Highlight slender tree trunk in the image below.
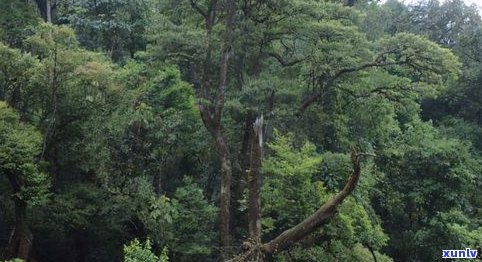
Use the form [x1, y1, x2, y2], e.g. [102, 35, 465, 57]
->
[240, 112, 255, 185]
[234, 112, 254, 229]
[248, 116, 263, 243]
[367, 244, 378, 262]
[153, 172, 161, 195]
[199, 112, 234, 248]
[216, 131, 233, 247]
[45, 0, 51, 23]
[197, 0, 236, 249]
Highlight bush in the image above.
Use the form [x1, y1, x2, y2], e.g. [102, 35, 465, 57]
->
[123, 239, 168, 262]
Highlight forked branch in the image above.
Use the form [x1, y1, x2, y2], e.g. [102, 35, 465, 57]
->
[260, 149, 365, 255]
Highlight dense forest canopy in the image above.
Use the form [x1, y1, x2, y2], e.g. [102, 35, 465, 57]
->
[0, 0, 481, 261]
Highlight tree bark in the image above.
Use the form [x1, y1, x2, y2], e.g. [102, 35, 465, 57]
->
[196, 0, 236, 249]
[232, 111, 255, 238]
[8, 199, 33, 261]
[153, 172, 161, 195]
[5, 172, 33, 261]
[198, 109, 235, 248]
[248, 116, 263, 243]
[45, 0, 51, 23]
[216, 129, 233, 247]
[240, 112, 255, 182]
[34, 0, 52, 23]
[367, 244, 378, 262]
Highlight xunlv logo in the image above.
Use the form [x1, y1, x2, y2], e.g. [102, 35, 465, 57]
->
[442, 248, 478, 259]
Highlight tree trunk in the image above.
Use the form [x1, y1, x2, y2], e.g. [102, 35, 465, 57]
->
[5, 172, 33, 261]
[215, 129, 233, 247]
[153, 172, 161, 196]
[248, 116, 263, 243]
[45, 0, 51, 23]
[199, 110, 234, 248]
[34, 0, 52, 23]
[7, 199, 33, 261]
[6, 197, 33, 261]
[240, 112, 255, 186]
[196, 0, 236, 249]
[232, 112, 255, 231]
[366, 244, 378, 262]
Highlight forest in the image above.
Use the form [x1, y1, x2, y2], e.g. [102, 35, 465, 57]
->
[0, 0, 481, 261]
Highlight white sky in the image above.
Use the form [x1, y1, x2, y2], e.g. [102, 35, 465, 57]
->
[399, 0, 482, 10]
[463, 0, 482, 7]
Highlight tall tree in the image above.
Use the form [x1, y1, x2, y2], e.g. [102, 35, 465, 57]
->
[57, 0, 150, 61]
[192, 0, 237, 248]
[145, 1, 460, 260]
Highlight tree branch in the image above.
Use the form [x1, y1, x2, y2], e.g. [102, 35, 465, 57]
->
[298, 60, 406, 115]
[189, 0, 207, 19]
[268, 52, 304, 67]
[213, 0, 235, 123]
[260, 149, 364, 255]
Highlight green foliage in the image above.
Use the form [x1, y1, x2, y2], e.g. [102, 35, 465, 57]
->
[336, 199, 388, 250]
[264, 130, 324, 179]
[274, 197, 390, 261]
[146, 66, 196, 112]
[1, 1, 481, 261]
[262, 130, 389, 260]
[316, 152, 352, 191]
[374, 119, 482, 261]
[3, 259, 25, 262]
[0, 0, 38, 48]
[140, 193, 178, 245]
[262, 130, 325, 234]
[377, 33, 460, 85]
[275, 243, 393, 262]
[142, 177, 217, 261]
[124, 239, 168, 262]
[0, 42, 39, 113]
[169, 178, 217, 260]
[438, 117, 482, 152]
[58, 0, 151, 61]
[415, 209, 482, 254]
[0, 102, 49, 204]
[26, 23, 79, 57]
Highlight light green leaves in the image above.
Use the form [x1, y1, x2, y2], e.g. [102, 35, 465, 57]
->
[377, 33, 461, 86]
[124, 239, 168, 262]
[262, 130, 326, 234]
[264, 130, 323, 179]
[0, 102, 49, 204]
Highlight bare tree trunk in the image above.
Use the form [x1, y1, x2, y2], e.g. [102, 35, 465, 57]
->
[217, 132, 233, 247]
[199, 91, 234, 249]
[153, 172, 161, 195]
[233, 112, 255, 236]
[34, 0, 52, 23]
[191, 0, 236, 250]
[240, 112, 255, 188]
[198, 112, 235, 248]
[196, 0, 236, 249]
[248, 116, 263, 243]
[46, 0, 51, 23]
